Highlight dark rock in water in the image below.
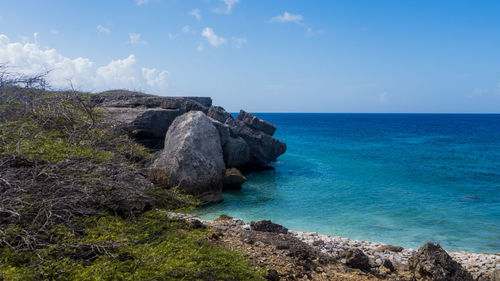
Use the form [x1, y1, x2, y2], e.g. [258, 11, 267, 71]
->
[374, 244, 404, 253]
[344, 248, 371, 271]
[207, 105, 234, 124]
[149, 111, 225, 203]
[408, 242, 473, 281]
[223, 136, 250, 168]
[223, 168, 247, 190]
[229, 119, 286, 168]
[250, 220, 288, 234]
[236, 110, 277, 136]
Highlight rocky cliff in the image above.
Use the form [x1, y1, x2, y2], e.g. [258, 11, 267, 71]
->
[92, 90, 287, 203]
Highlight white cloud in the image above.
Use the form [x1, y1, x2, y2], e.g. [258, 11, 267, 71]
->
[168, 33, 174, 40]
[213, 0, 239, 14]
[135, 0, 149, 6]
[306, 27, 325, 36]
[0, 34, 168, 93]
[97, 25, 110, 33]
[50, 29, 60, 35]
[270, 11, 303, 24]
[129, 33, 147, 45]
[182, 25, 190, 33]
[232, 37, 247, 48]
[189, 9, 201, 21]
[202, 27, 226, 46]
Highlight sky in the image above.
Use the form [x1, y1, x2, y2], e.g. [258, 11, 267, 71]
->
[0, 0, 499, 113]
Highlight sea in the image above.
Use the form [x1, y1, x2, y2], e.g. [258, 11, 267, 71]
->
[195, 114, 500, 253]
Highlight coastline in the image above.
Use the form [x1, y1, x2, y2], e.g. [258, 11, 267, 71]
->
[182, 213, 500, 280]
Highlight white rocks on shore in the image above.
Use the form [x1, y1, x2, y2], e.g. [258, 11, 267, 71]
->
[289, 230, 500, 280]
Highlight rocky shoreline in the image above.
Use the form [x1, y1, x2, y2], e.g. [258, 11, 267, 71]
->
[171, 212, 500, 281]
[290, 230, 500, 280]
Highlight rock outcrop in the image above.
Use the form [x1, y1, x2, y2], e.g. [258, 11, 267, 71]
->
[95, 90, 287, 203]
[236, 110, 277, 136]
[250, 220, 288, 234]
[150, 111, 226, 203]
[408, 242, 474, 281]
[223, 168, 247, 190]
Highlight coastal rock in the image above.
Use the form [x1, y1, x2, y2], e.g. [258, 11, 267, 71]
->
[91, 90, 209, 112]
[344, 248, 371, 271]
[149, 111, 225, 203]
[236, 110, 277, 136]
[103, 107, 184, 148]
[374, 245, 404, 253]
[210, 118, 231, 146]
[408, 242, 474, 281]
[229, 119, 286, 168]
[223, 168, 247, 190]
[207, 105, 234, 124]
[223, 136, 251, 168]
[250, 220, 288, 234]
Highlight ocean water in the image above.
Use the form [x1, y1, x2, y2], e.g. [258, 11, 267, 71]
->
[195, 114, 500, 253]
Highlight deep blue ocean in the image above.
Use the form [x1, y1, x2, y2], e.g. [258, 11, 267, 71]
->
[196, 114, 500, 253]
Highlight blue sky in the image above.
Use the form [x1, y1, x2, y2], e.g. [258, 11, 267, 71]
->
[0, 0, 499, 113]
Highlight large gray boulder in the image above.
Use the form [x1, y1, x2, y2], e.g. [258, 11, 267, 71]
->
[150, 111, 226, 203]
[408, 242, 473, 281]
[223, 136, 250, 168]
[236, 110, 276, 136]
[103, 107, 184, 148]
[210, 118, 231, 146]
[229, 119, 286, 168]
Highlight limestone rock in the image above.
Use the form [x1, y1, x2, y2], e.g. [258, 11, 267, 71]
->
[408, 242, 474, 281]
[250, 220, 288, 234]
[344, 248, 371, 271]
[236, 110, 277, 136]
[223, 136, 250, 168]
[229, 120, 286, 168]
[150, 111, 225, 203]
[210, 118, 231, 146]
[207, 105, 234, 124]
[223, 168, 247, 190]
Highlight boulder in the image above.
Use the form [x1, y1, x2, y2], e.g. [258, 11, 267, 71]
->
[207, 106, 234, 124]
[186, 97, 212, 107]
[210, 118, 230, 146]
[374, 244, 404, 253]
[344, 248, 371, 271]
[229, 120, 286, 168]
[236, 110, 277, 136]
[150, 111, 226, 203]
[408, 242, 473, 281]
[223, 168, 247, 190]
[103, 107, 185, 148]
[250, 220, 288, 234]
[223, 136, 250, 168]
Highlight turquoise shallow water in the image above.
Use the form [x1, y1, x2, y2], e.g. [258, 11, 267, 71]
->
[195, 114, 500, 253]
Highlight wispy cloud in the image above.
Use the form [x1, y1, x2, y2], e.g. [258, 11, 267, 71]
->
[202, 27, 226, 46]
[189, 9, 201, 21]
[50, 29, 60, 35]
[473, 88, 488, 96]
[232, 37, 247, 48]
[182, 25, 191, 33]
[270, 11, 303, 24]
[97, 25, 110, 33]
[197, 43, 204, 52]
[213, 0, 239, 14]
[135, 0, 149, 6]
[306, 27, 325, 36]
[0, 34, 168, 92]
[129, 33, 148, 45]
[379, 92, 388, 104]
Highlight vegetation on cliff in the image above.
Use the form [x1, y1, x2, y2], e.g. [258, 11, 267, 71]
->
[0, 66, 264, 280]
